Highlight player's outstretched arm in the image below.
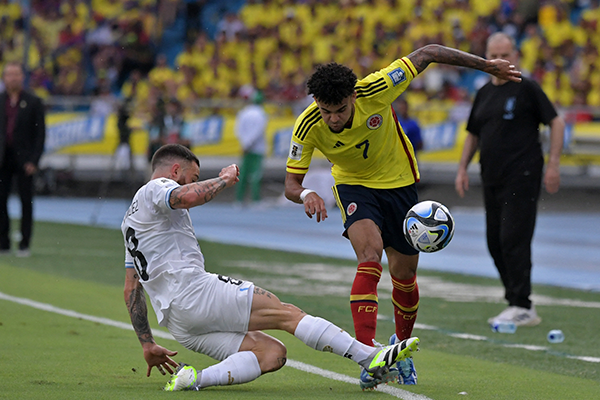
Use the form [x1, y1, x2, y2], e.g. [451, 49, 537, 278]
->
[124, 268, 178, 377]
[284, 172, 328, 222]
[407, 44, 522, 82]
[169, 164, 240, 209]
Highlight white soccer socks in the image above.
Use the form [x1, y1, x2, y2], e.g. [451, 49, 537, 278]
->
[294, 315, 374, 367]
[196, 351, 262, 389]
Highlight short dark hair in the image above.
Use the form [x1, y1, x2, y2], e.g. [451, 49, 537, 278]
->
[307, 62, 357, 105]
[151, 144, 199, 172]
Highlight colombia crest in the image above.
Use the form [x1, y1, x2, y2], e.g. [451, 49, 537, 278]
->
[367, 114, 382, 130]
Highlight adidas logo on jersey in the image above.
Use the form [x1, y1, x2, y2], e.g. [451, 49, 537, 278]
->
[333, 141, 345, 148]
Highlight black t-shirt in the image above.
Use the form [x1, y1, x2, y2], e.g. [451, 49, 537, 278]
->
[466, 77, 557, 185]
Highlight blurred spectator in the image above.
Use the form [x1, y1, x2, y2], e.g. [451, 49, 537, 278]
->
[185, 0, 206, 43]
[158, 0, 179, 28]
[54, 61, 85, 96]
[116, 18, 154, 89]
[148, 54, 174, 91]
[217, 11, 245, 42]
[147, 98, 189, 161]
[28, 67, 52, 100]
[90, 78, 116, 117]
[121, 69, 149, 104]
[393, 97, 423, 154]
[234, 86, 267, 205]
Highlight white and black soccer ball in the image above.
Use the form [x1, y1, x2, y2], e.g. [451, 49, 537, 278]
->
[403, 200, 455, 253]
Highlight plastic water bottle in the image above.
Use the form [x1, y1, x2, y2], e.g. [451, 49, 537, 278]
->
[490, 320, 517, 333]
[547, 330, 565, 343]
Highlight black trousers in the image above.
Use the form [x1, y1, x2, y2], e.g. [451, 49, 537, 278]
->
[483, 171, 542, 309]
[0, 150, 34, 250]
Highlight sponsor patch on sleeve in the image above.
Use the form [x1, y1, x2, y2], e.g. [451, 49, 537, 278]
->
[289, 141, 304, 160]
[387, 68, 406, 86]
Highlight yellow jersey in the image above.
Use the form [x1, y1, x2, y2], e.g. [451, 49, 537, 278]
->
[286, 57, 420, 189]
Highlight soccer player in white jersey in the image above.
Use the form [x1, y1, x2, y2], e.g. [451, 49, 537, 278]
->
[121, 144, 420, 392]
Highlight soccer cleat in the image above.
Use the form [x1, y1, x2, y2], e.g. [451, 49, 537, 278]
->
[364, 337, 419, 381]
[487, 306, 542, 327]
[389, 334, 417, 385]
[359, 367, 399, 390]
[163, 363, 198, 392]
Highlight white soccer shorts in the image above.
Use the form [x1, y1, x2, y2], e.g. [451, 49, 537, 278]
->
[166, 272, 254, 361]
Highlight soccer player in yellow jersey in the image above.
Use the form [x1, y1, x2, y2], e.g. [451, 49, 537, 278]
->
[284, 44, 521, 389]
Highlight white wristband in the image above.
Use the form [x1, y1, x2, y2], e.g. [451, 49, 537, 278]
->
[299, 189, 315, 203]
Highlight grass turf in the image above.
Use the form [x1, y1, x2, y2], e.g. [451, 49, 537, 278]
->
[1, 221, 599, 399]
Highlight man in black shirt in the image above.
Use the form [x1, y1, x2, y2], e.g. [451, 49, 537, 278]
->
[455, 32, 564, 327]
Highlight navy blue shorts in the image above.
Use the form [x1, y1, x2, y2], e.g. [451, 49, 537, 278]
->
[332, 184, 419, 256]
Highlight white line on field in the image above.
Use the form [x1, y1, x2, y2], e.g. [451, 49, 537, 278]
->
[412, 323, 600, 363]
[286, 360, 432, 400]
[0, 291, 432, 400]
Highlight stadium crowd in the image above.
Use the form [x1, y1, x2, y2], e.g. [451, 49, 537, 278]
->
[1, 0, 599, 121]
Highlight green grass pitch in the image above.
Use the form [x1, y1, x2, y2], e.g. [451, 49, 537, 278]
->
[0, 221, 599, 399]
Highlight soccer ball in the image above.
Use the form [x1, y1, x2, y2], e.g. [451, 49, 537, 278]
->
[403, 200, 455, 253]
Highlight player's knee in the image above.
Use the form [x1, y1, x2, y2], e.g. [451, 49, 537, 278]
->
[256, 339, 287, 373]
[390, 265, 417, 280]
[355, 246, 383, 263]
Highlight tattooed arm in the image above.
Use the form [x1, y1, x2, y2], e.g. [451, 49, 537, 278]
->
[407, 44, 521, 82]
[169, 164, 239, 209]
[124, 268, 178, 377]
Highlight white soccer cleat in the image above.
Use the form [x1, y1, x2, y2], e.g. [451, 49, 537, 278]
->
[163, 363, 198, 392]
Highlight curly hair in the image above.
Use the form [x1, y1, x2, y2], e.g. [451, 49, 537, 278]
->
[306, 62, 357, 105]
[151, 144, 199, 171]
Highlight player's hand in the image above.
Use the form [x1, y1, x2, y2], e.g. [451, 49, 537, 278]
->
[544, 164, 560, 194]
[455, 169, 469, 198]
[142, 343, 179, 377]
[219, 164, 240, 187]
[23, 162, 37, 176]
[303, 192, 328, 222]
[486, 59, 522, 83]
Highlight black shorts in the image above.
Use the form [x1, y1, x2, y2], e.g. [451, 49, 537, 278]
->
[332, 184, 419, 256]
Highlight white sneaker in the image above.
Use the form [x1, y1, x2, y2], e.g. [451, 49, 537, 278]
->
[16, 248, 31, 258]
[488, 306, 541, 327]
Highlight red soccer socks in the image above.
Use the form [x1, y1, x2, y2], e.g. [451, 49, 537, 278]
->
[391, 274, 419, 340]
[350, 262, 382, 345]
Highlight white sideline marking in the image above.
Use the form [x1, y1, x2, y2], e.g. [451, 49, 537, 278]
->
[0, 291, 431, 400]
[286, 360, 432, 400]
[568, 355, 600, 363]
[448, 333, 488, 341]
[504, 344, 548, 352]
